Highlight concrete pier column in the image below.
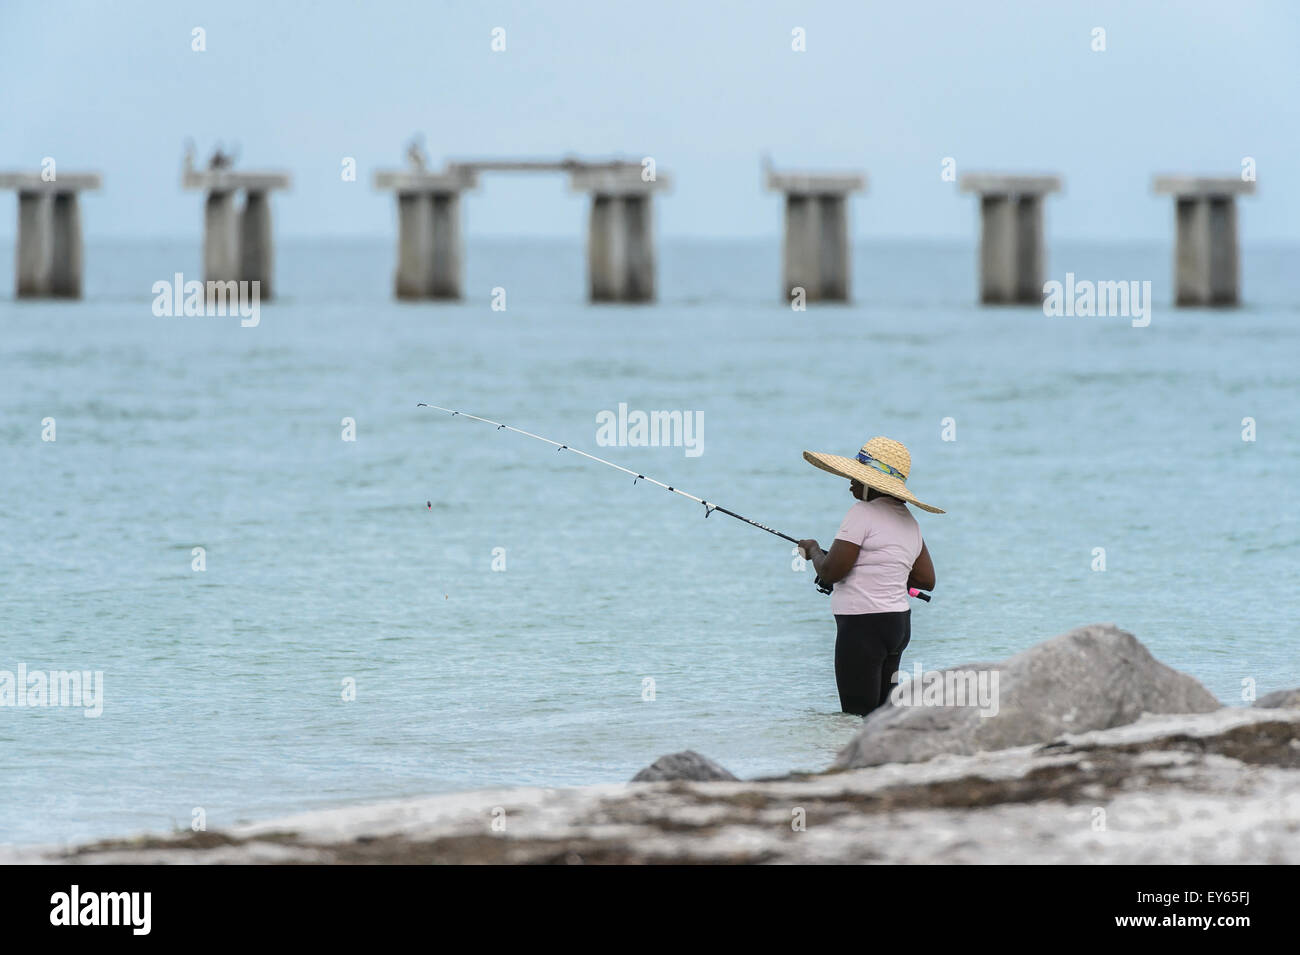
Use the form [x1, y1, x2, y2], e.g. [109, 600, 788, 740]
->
[960, 174, 1062, 305]
[1014, 194, 1044, 304]
[1173, 197, 1211, 305]
[1207, 197, 1239, 305]
[239, 189, 274, 298]
[429, 192, 463, 300]
[15, 191, 52, 298]
[781, 195, 820, 300]
[49, 192, 84, 298]
[587, 194, 627, 301]
[817, 194, 850, 301]
[394, 192, 434, 299]
[622, 194, 655, 301]
[203, 190, 240, 284]
[766, 170, 865, 303]
[977, 196, 1016, 303]
[1154, 177, 1253, 307]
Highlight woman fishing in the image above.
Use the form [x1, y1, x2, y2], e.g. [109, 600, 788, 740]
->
[797, 437, 942, 717]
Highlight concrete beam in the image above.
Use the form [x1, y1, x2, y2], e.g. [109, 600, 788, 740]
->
[1153, 176, 1255, 198]
[569, 168, 670, 196]
[373, 170, 477, 193]
[765, 171, 866, 195]
[449, 157, 643, 176]
[0, 173, 103, 192]
[183, 171, 291, 192]
[959, 174, 1062, 196]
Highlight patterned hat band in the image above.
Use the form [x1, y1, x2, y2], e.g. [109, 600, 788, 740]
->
[857, 450, 907, 483]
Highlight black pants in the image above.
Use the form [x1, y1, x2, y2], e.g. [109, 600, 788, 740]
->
[834, 610, 911, 716]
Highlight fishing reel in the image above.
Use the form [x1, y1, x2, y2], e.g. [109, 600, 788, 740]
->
[800, 545, 834, 595]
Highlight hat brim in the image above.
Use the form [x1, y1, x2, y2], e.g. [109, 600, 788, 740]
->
[803, 450, 945, 514]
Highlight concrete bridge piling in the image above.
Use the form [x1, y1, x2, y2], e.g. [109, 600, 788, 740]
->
[373, 168, 477, 300]
[765, 169, 866, 302]
[1153, 176, 1255, 306]
[183, 170, 291, 298]
[376, 155, 669, 303]
[6, 159, 1267, 312]
[568, 165, 667, 302]
[1, 172, 101, 298]
[959, 174, 1062, 305]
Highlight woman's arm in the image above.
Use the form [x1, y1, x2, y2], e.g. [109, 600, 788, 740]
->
[908, 540, 936, 591]
[797, 539, 861, 586]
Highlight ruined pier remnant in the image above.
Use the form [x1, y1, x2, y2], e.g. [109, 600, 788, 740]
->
[1152, 176, 1255, 306]
[182, 167, 291, 298]
[959, 174, 1062, 305]
[765, 168, 866, 303]
[373, 167, 478, 300]
[568, 164, 668, 303]
[0, 172, 102, 298]
[375, 153, 670, 303]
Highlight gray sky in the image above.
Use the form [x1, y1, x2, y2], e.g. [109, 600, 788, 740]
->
[2, 0, 1296, 240]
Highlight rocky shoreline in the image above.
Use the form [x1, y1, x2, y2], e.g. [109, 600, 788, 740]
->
[11, 624, 1300, 864]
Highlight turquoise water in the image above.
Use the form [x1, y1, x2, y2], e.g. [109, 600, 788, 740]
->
[3, 237, 1298, 845]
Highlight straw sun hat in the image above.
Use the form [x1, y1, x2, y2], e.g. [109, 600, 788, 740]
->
[803, 436, 944, 514]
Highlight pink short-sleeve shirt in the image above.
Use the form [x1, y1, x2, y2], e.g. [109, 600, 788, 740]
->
[830, 497, 923, 615]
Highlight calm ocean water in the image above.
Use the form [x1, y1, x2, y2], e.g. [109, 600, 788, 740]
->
[3, 236, 1298, 845]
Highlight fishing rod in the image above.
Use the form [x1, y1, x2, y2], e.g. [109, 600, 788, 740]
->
[417, 403, 931, 601]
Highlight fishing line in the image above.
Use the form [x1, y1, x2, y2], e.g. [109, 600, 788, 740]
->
[418, 403, 798, 542]
[417, 403, 930, 601]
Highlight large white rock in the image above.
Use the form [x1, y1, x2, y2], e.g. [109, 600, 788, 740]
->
[833, 623, 1221, 770]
